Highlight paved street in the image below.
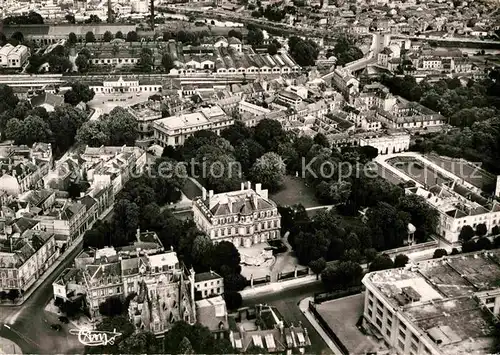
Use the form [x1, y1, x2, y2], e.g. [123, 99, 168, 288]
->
[0, 241, 85, 354]
[242, 282, 332, 355]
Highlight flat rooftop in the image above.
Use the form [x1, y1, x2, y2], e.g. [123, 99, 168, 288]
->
[365, 250, 500, 355]
[316, 294, 386, 354]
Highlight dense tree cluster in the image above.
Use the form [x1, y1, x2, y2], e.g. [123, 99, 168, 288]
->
[288, 36, 319, 67]
[27, 44, 72, 74]
[332, 35, 364, 66]
[163, 30, 209, 45]
[76, 106, 138, 146]
[382, 74, 500, 173]
[4, 12, 44, 25]
[246, 25, 264, 47]
[64, 82, 95, 105]
[0, 87, 88, 156]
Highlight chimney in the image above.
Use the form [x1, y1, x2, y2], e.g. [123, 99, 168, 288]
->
[241, 182, 245, 191]
[246, 181, 251, 190]
[255, 183, 262, 196]
[202, 187, 207, 200]
[136, 228, 140, 240]
[209, 190, 214, 198]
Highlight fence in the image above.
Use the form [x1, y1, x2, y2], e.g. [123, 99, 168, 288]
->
[309, 301, 349, 355]
[384, 239, 439, 257]
[277, 267, 309, 281]
[313, 286, 363, 304]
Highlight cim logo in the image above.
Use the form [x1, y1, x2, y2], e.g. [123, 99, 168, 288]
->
[69, 328, 122, 347]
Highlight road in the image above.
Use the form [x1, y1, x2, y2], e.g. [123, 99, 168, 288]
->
[242, 282, 332, 355]
[0, 241, 85, 354]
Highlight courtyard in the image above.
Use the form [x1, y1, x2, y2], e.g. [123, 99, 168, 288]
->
[387, 156, 451, 187]
[87, 92, 151, 115]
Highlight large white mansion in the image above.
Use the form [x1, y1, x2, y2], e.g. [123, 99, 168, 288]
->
[192, 182, 281, 248]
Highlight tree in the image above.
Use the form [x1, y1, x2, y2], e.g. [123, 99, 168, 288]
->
[126, 31, 138, 42]
[99, 295, 124, 317]
[115, 31, 124, 39]
[394, 254, 409, 268]
[5, 118, 24, 143]
[178, 337, 195, 355]
[162, 53, 175, 72]
[366, 202, 410, 250]
[76, 121, 109, 146]
[253, 119, 287, 151]
[321, 261, 363, 290]
[75, 54, 90, 73]
[118, 331, 160, 354]
[294, 231, 330, 265]
[106, 107, 139, 145]
[250, 152, 286, 192]
[85, 14, 102, 24]
[397, 194, 438, 241]
[68, 32, 77, 45]
[7, 289, 20, 302]
[462, 240, 477, 253]
[65, 14, 76, 24]
[288, 36, 319, 67]
[476, 223, 487, 237]
[433, 248, 448, 259]
[369, 254, 394, 272]
[246, 28, 264, 46]
[228, 29, 243, 40]
[191, 234, 214, 270]
[85, 31, 96, 43]
[313, 133, 330, 148]
[459, 225, 475, 242]
[112, 199, 140, 245]
[103, 31, 113, 42]
[137, 50, 154, 72]
[267, 43, 278, 55]
[64, 83, 95, 105]
[224, 291, 242, 310]
[210, 241, 241, 273]
[493, 225, 500, 235]
[22, 115, 52, 146]
[476, 237, 492, 250]
[11, 31, 24, 43]
[309, 257, 326, 279]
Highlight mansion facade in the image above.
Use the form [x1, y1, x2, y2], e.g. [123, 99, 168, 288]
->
[192, 182, 281, 248]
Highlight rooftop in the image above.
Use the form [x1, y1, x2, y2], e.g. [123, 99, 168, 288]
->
[364, 250, 500, 355]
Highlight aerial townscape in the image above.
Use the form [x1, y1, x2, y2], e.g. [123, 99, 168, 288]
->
[0, 0, 500, 354]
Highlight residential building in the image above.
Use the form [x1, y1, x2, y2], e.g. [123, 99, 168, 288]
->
[128, 102, 163, 140]
[229, 304, 311, 353]
[238, 100, 271, 118]
[362, 250, 500, 355]
[0, 229, 58, 293]
[153, 105, 233, 147]
[276, 90, 303, 108]
[196, 296, 229, 340]
[192, 182, 281, 248]
[192, 270, 224, 299]
[375, 98, 445, 130]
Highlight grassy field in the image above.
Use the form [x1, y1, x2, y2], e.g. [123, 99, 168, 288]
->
[270, 176, 321, 208]
[182, 178, 203, 200]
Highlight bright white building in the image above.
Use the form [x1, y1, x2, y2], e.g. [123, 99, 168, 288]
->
[153, 106, 233, 147]
[192, 182, 281, 248]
